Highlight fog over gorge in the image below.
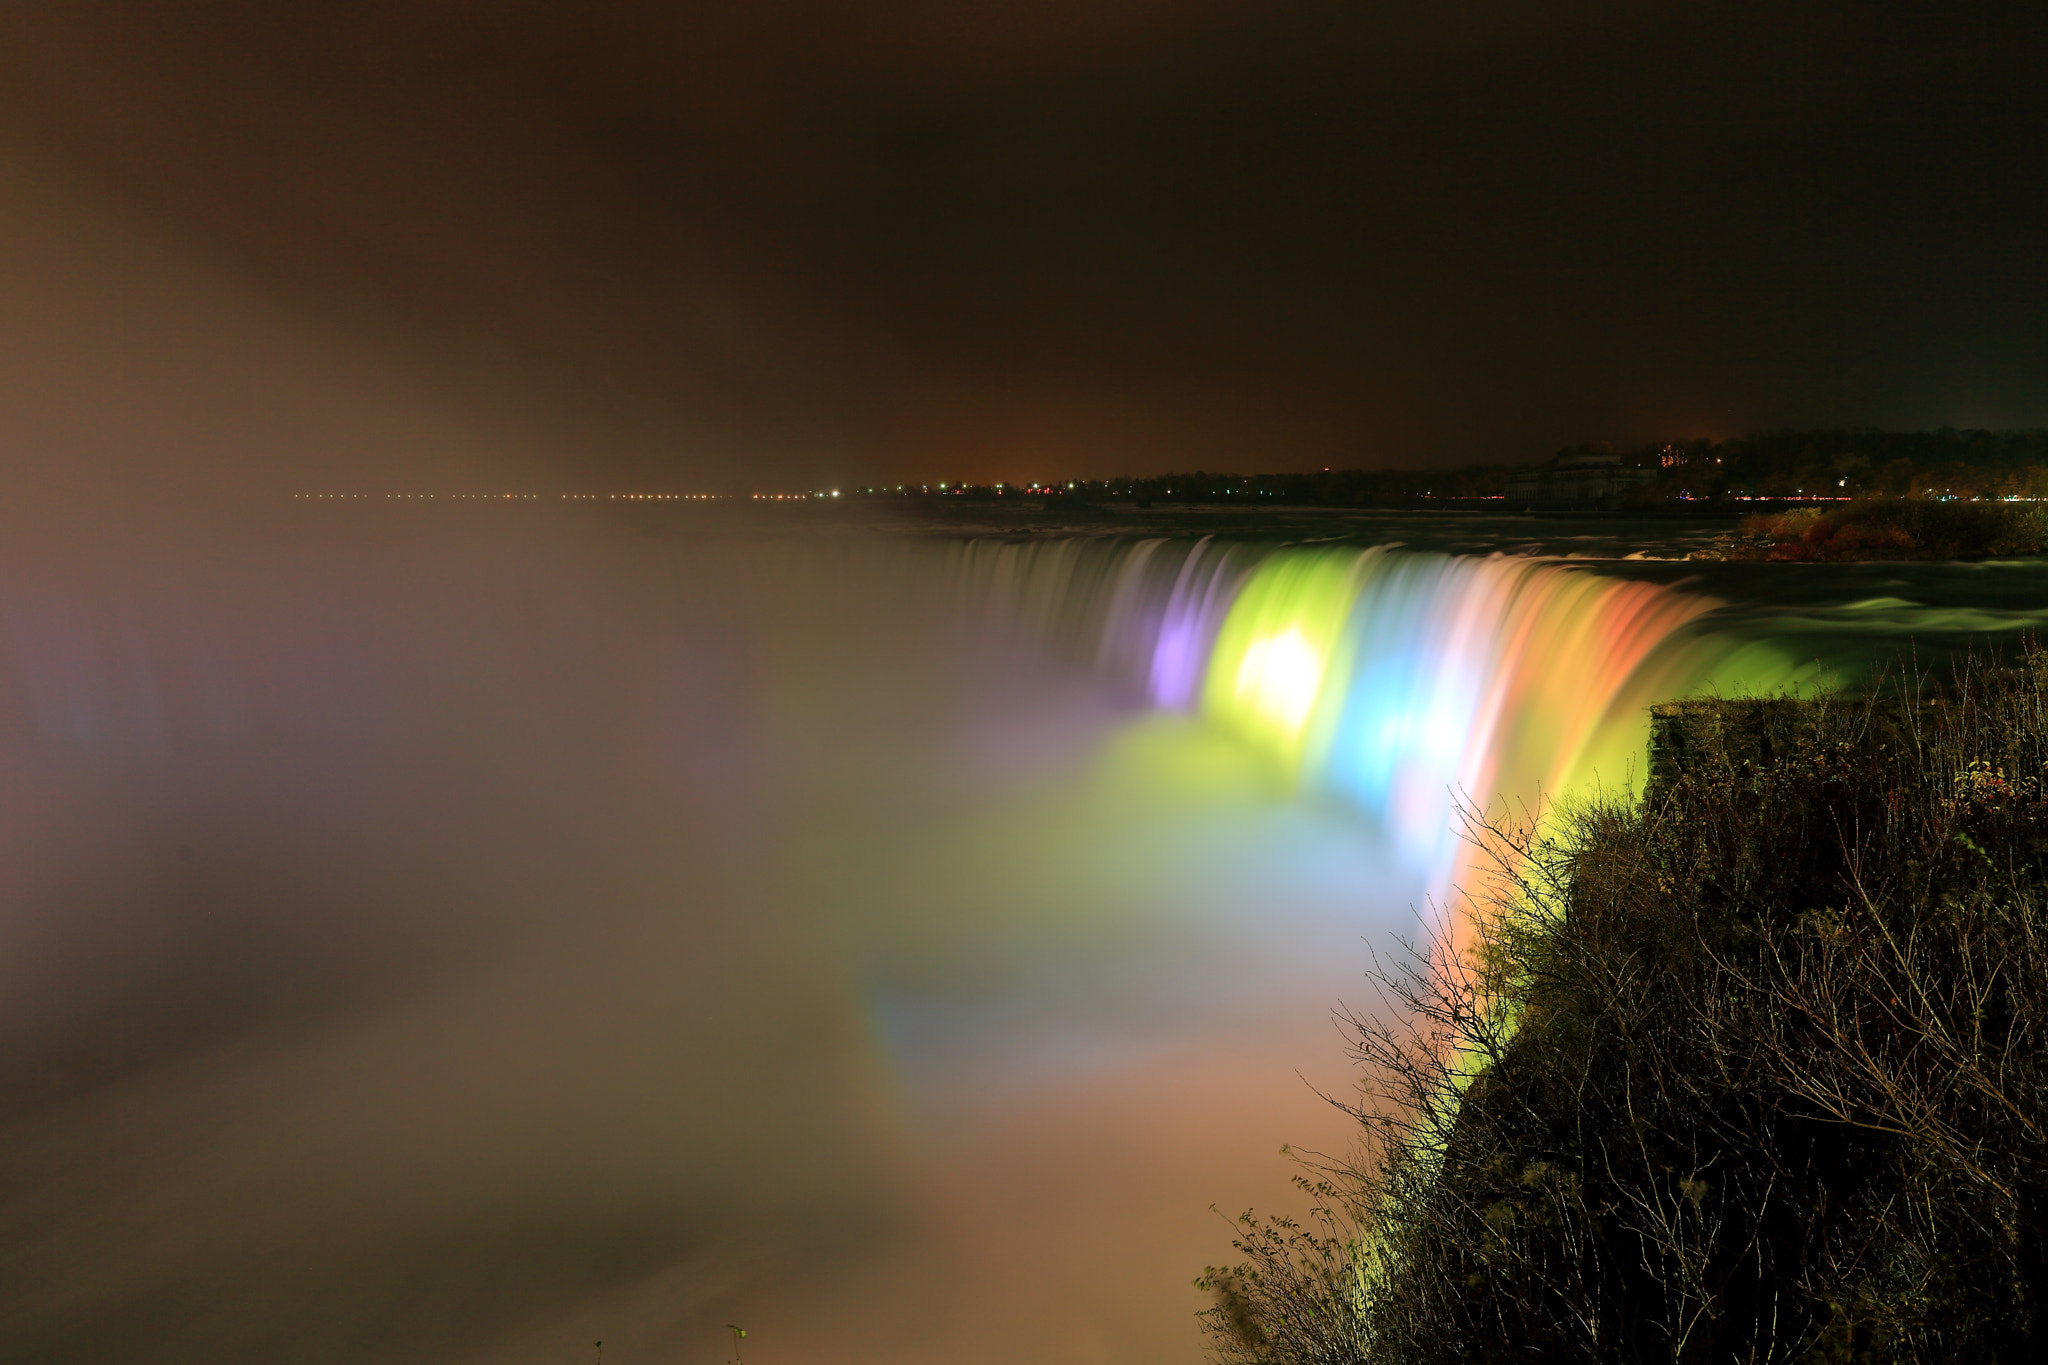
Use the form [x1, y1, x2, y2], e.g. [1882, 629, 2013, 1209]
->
[0, 154, 1386, 1363]
[2, 3, 2045, 1360]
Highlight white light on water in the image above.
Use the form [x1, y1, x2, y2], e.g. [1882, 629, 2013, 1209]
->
[1235, 628, 1324, 731]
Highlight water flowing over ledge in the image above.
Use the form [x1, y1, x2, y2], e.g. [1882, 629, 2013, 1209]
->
[953, 537, 1802, 898]
[2, 519, 2022, 1364]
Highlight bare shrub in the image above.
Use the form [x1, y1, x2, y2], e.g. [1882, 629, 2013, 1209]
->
[1202, 652, 2048, 1363]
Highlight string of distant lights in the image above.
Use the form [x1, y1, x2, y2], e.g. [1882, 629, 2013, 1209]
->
[293, 487, 2036, 504]
[293, 492, 803, 501]
[288, 487, 1042, 501]
[294, 481, 1120, 502]
[289, 487, 1249, 500]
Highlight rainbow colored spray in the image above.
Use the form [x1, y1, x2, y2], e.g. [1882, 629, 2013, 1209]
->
[1199, 547, 1745, 899]
[956, 536, 1807, 910]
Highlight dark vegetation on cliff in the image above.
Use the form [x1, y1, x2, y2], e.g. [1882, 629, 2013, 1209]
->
[1203, 658, 2048, 1363]
[1700, 501, 2048, 562]
[1614, 429, 2048, 504]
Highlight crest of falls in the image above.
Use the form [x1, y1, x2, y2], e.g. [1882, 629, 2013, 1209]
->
[952, 537, 1783, 895]
[0, 521, 1847, 1365]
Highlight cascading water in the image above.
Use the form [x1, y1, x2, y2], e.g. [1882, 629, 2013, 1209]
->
[956, 538, 1777, 904]
[0, 519, 1968, 1365]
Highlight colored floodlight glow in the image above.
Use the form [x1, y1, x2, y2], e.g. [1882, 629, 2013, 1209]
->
[949, 533, 1830, 954]
[1169, 543, 1790, 904]
[1234, 629, 1322, 731]
[1201, 549, 1361, 766]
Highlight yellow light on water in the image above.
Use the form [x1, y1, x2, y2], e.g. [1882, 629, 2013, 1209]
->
[1235, 628, 1323, 731]
[1202, 548, 1365, 772]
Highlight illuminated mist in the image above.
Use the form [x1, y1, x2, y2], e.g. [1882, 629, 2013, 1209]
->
[0, 159, 1794, 1356]
[1, 504, 1781, 1364]
[0, 123, 1974, 1365]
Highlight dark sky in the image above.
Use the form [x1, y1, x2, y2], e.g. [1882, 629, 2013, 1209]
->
[0, 0, 2043, 486]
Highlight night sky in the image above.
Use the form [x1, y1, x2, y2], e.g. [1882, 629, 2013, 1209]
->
[3, 8, 2048, 1363]
[2, 0, 2042, 489]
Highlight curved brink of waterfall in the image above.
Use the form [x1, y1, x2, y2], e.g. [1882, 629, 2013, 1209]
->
[955, 538, 1806, 913]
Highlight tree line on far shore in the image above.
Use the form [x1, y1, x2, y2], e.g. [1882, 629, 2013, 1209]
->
[1034, 428, 2048, 508]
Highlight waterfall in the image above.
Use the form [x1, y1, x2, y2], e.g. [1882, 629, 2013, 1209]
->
[956, 538, 1744, 897]
[0, 520, 1828, 1365]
